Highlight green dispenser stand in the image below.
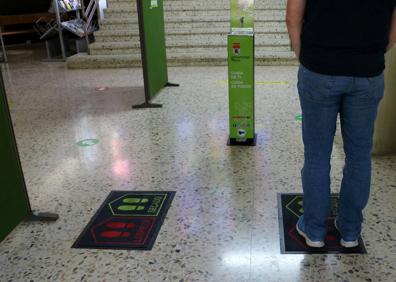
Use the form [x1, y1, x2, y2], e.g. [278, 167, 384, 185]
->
[0, 69, 58, 242]
[227, 0, 256, 146]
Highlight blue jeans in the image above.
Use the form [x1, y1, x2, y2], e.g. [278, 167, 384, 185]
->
[297, 65, 384, 241]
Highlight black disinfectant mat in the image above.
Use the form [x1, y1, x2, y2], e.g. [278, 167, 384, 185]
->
[278, 193, 366, 254]
[73, 191, 175, 250]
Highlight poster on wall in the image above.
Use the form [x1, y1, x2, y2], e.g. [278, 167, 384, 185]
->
[150, 0, 158, 9]
[230, 0, 254, 34]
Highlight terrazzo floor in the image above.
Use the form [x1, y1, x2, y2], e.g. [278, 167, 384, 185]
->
[1, 46, 396, 282]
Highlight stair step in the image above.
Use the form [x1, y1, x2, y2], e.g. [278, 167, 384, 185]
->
[99, 17, 285, 27]
[69, 0, 292, 68]
[106, 0, 286, 2]
[104, 9, 285, 21]
[106, 0, 287, 9]
[67, 53, 142, 68]
[162, 0, 286, 3]
[98, 25, 288, 34]
[106, 0, 132, 3]
[94, 31, 290, 46]
[67, 50, 297, 69]
[99, 20, 287, 33]
[165, 2, 286, 10]
[89, 42, 136, 55]
[94, 28, 289, 37]
[89, 42, 291, 55]
[107, 2, 286, 10]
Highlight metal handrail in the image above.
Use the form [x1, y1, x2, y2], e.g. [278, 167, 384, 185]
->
[86, 0, 95, 15]
[81, 0, 99, 55]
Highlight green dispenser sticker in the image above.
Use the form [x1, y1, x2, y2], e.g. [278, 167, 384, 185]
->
[228, 34, 255, 141]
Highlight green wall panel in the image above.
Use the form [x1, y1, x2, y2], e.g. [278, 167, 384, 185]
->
[0, 69, 30, 242]
[138, 0, 168, 100]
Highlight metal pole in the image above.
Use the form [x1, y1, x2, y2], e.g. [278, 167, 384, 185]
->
[0, 26, 7, 62]
[96, 0, 101, 21]
[81, 0, 90, 55]
[53, 0, 67, 60]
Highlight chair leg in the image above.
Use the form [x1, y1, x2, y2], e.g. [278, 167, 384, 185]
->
[0, 27, 8, 62]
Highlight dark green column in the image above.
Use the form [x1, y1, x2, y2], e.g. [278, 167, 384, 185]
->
[0, 69, 31, 241]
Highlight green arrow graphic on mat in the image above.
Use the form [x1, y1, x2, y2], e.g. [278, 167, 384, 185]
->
[76, 139, 99, 147]
[285, 196, 305, 218]
[295, 114, 303, 121]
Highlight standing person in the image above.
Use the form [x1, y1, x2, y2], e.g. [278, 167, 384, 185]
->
[286, 0, 396, 248]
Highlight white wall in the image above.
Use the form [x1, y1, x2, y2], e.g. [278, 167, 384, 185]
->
[373, 46, 396, 155]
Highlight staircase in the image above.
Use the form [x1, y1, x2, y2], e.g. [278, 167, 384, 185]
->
[67, 0, 296, 69]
